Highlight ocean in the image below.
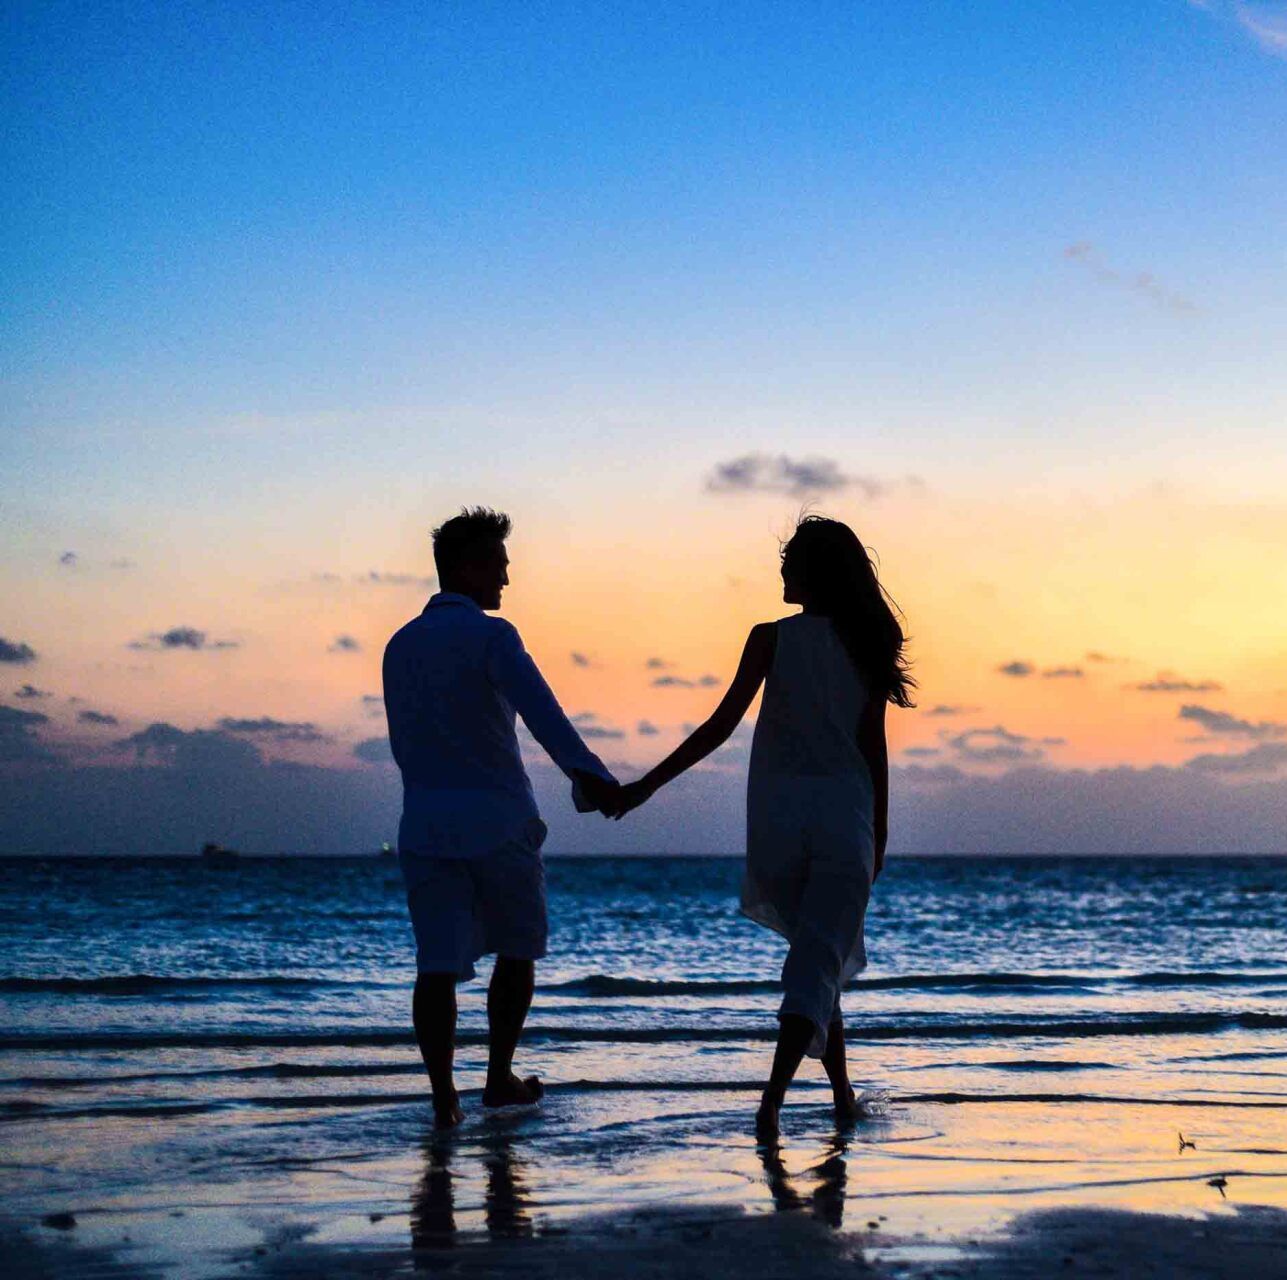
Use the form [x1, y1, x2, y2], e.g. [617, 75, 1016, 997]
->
[3, 854, 1286, 1275]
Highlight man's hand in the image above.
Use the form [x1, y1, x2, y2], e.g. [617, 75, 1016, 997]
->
[572, 770, 621, 818]
[611, 779, 655, 820]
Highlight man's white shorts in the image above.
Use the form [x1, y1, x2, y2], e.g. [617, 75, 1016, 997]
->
[399, 819, 548, 980]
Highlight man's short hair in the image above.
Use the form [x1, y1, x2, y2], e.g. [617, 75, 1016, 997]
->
[432, 507, 512, 579]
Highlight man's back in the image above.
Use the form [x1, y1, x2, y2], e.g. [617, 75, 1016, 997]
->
[383, 594, 528, 798]
[383, 590, 611, 859]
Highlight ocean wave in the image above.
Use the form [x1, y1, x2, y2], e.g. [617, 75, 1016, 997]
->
[5, 1083, 1283, 1126]
[0, 974, 380, 995]
[4, 968, 1284, 999]
[3, 1011, 1283, 1053]
[545, 970, 1287, 997]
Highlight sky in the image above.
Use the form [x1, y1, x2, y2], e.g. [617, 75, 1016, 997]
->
[3, 1, 1287, 853]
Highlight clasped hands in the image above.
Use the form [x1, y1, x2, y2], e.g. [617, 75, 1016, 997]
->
[572, 771, 656, 820]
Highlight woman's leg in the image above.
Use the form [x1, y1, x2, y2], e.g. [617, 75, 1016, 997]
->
[756, 1013, 816, 1139]
[821, 1013, 862, 1124]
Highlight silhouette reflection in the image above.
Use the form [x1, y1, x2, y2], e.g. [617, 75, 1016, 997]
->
[757, 1127, 849, 1228]
[411, 1125, 535, 1263]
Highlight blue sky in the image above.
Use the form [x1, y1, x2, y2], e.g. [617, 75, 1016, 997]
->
[3, 2, 1286, 852]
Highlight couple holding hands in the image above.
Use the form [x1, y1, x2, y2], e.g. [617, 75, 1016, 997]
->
[382, 507, 912, 1138]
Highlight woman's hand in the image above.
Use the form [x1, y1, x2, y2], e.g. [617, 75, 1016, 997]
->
[611, 778, 656, 820]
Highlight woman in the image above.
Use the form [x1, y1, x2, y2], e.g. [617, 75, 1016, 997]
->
[613, 515, 914, 1138]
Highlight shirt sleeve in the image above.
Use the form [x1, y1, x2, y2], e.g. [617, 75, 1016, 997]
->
[486, 623, 616, 786]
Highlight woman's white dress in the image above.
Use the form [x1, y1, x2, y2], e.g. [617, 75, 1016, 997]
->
[741, 613, 876, 1057]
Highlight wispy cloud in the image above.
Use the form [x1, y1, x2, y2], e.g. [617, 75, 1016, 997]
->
[571, 712, 626, 740]
[0, 637, 38, 665]
[217, 716, 328, 743]
[1063, 242, 1197, 314]
[706, 454, 903, 498]
[0, 704, 55, 763]
[652, 673, 721, 689]
[328, 635, 362, 654]
[1179, 704, 1287, 739]
[1132, 673, 1224, 692]
[1192, 1, 1287, 58]
[1042, 667, 1085, 679]
[58, 551, 78, 568]
[78, 710, 119, 727]
[946, 725, 1047, 763]
[1185, 742, 1287, 774]
[637, 719, 661, 736]
[13, 684, 50, 700]
[923, 704, 980, 717]
[129, 627, 239, 652]
[997, 660, 1034, 678]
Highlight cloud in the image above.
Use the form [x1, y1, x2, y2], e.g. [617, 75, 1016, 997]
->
[903, 746, 941, 758]
[1193, 1, 1287, 58]
[1185, 742, 1287, 775]
[0, 637, 38, 665]
[1236, 3, 1287, 55]
[78, 710, 119, 727]
[129, 627, 239, 652]
[637, 720, 660, 736]
[353, 570, 436, 588]
[59, 551, 78, 568]
[706, 454, 893, 498]
[997, 661, 1034, 678]
[1179, 704, 1287, 740]
[118, 722, 261, 770]
[945, 725, 1046, 764]
[1042, 667, 1085, 679]
[570, 652, 592, 668]
[651, 673, 721, 689]
[923, 704, 979, 717]
[312, 570, 436, 589]
[645, 658, 673, 671]
[1085, 651, 1127, 664]
[13, 685, 50, 700]
[0, 704, 55, 763]
[1063, 242, 1197, 314]
[109, 558, 135, 571]
[1133, 674, 1224, 693]
[571, 712, 626, 740]
[353, 736, 394, 764]
[217, 716, 328, 743]
[328, 635, 362, 653]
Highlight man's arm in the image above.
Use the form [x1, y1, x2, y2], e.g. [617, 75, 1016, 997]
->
[487, 623, 618, 806]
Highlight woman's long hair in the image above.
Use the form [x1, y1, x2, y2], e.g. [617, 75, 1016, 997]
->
[780, 515, 915, 708]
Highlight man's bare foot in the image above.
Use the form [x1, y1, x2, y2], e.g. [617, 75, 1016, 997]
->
[482, 1072, 544, 1109]
[433, 1090, 464, 1129]
[755, 1095, 781, 1142]
[834, 1086, 863, 1127]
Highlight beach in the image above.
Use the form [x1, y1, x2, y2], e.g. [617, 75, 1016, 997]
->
[3, 854, 1286, 1276]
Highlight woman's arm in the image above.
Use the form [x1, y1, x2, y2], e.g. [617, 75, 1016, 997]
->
[613, 623, 776, 817]
[857, 694, 888, 879]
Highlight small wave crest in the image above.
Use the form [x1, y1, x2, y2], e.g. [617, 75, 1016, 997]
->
[544, 970, 1287, 998]
[3, 1011, 1283, 1053]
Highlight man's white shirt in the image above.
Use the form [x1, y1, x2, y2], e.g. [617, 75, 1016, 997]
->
[383, 592, 615, 859]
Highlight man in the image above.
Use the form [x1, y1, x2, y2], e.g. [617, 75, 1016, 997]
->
[383, 507, 618, 1128]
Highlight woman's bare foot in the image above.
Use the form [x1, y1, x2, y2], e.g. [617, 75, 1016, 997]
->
[433, 1090, 464, 1129]
[482, 1072, 544, 1109]
[833, 1086, 863, 1127]
[755, 1094, 782, 1142]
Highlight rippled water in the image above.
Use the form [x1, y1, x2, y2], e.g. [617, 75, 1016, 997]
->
[2, 854, 1285, 1114]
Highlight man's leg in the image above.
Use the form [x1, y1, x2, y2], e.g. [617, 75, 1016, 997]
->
[482, 956, 543, 1107]
[413, 973, 464, 1128]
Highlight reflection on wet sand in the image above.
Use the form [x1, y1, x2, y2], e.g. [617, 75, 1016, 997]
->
[411, 1127, 535, 1260]
[758, 1128, 850, 1229]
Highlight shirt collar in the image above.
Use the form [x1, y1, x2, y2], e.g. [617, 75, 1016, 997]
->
[423, 591, 483, 614]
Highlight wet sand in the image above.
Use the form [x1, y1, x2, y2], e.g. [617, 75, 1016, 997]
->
[4, 1086, 1286, 1278]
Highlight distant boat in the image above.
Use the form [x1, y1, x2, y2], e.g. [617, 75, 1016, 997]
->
[379, 842, 396, 858]
[200, 842, 240, 867]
